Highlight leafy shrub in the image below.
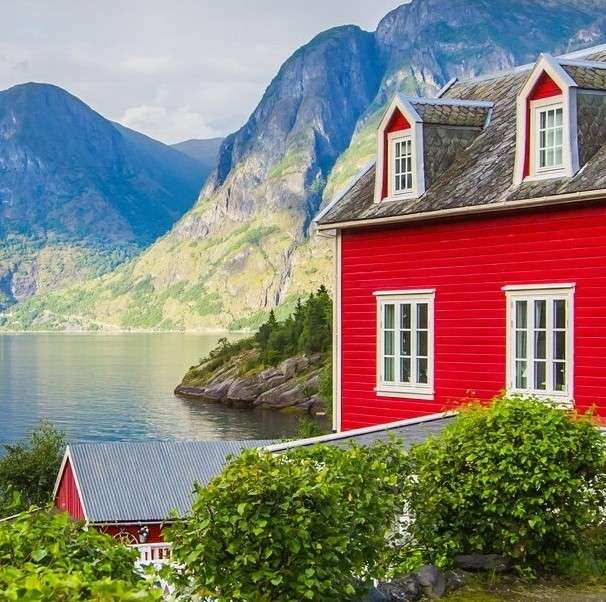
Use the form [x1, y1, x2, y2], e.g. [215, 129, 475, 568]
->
[406, 396, 606, 568]
[167, 441, 409, 601]
[0, 421, 65, 514]
[0, 504, 160, 600]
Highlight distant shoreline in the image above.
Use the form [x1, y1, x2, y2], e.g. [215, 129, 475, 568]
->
[0, 328, 253, 336]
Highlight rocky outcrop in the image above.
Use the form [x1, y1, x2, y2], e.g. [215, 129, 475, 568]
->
[174, 351, 328, 415]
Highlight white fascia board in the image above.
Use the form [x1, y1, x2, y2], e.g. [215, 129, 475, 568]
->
[314, 161, 375, 224]
[436, 78, 457, 98]
[558, 58, 606, 70]
[264, 411, 454, 452]
[560, 43, 606, 60]
[409, 97, 493, 109]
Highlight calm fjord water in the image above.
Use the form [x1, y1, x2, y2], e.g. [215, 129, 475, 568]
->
[0, 333, 303, 444]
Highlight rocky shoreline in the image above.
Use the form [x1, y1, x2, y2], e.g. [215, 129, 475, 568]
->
[174, 350, 328, 415]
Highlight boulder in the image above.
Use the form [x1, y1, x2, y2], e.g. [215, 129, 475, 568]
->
[201, 379, 233, 401]
[254, 380, 297, 407]
[259, 367, 281, 381]
[454, 554, 512, 573]
[377, 574, 421, 601]
[276, 386, 306, 407]
[225, 378, 264, 404]
[279, 357, 300, 378]
[416, 565, 446, 599]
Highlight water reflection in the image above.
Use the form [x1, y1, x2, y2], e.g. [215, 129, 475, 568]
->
[0, 333, 311, 444]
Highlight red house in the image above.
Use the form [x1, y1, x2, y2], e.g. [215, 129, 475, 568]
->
[316, 45, 606, 431]
[53, 439, 271, 562]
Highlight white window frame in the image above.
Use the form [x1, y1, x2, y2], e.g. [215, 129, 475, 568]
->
[388, 132, 414, 197]
[374, 289, 435, 400]
[504, 284, 574, 405]
[531, 97, 566, 177]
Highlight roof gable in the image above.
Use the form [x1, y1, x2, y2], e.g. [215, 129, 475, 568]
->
[316, 44, 606, 230]
[64, 440, 273, 523]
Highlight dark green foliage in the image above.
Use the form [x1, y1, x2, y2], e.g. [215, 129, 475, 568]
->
[0, 503, 160, 600]
[167, 441, 409, 601]
[293, 416, 327, 439]
[406, 396, 606, 569]
[255, 286, 332, 366]
[0, 421, 65, 514]
[317, 360, 333, 420]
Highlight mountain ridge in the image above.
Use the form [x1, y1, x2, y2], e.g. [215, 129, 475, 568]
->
[0, 82, 208, 307]
[3, 0, 606, 330]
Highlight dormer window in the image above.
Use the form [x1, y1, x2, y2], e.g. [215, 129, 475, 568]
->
[534, 100, 564, 173]
[390, 133, 414, 195]
[513, 54, 580, 185]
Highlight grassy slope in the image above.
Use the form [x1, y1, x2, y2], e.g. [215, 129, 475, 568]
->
[0, 105, 377, 332]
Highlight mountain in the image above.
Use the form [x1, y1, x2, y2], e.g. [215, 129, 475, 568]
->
[3, 0, 606, 331]
[172, 138, 223, 175]
[0, 83, 205, 307]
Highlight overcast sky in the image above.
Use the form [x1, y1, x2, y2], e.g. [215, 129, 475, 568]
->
[0, 0, 403, 144]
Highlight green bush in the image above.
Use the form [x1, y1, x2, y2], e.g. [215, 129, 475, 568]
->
[406, 396, 606, 568]
[0, 421, 65, 514]
[167, 441, 409, 601]
[0, 503, 160, 600]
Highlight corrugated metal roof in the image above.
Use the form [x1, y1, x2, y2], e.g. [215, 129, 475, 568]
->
[69, 440, 272, 524]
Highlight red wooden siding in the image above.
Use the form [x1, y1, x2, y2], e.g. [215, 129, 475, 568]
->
[101, 523, 165, 544]
[523, 72, 563, 176]
[382, 108, 411, 199]
[55, 459, 85, 520]
[339, 202, 606, 430]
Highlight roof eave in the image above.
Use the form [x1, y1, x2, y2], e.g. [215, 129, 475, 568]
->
[316, 188, 606, 232]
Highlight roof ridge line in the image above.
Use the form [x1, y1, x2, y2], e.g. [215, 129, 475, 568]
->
[407, 97, 494, 108]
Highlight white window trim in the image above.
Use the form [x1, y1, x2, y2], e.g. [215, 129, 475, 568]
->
[513, 54, 580, 186]
[388, 131, 415, 199]
[375, 290, 435, 400]
[373, 96, 426, 203]
[527, 97, 567, 181]
[504, 284, 575, 406]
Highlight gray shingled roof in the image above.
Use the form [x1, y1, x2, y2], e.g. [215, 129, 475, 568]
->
[267, 415, 454, 453]
[411, 101, 491, 128]
[318, 48, 606, 227]
[69, 440, 272, 524]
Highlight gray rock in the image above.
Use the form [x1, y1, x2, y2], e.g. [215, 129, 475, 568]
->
[259, 367, 281, 381]
[225, 378, 263, 403]
[276, 386, 306, 407]
[454, 554, 512, 573]
[279, 357, 300, 379]
[201, 379, 233, 401]
[254, 380, 297, 407]
[360, 585, 388, 601]
[378, 574, 421, 601]
[416, 565, 446, 599]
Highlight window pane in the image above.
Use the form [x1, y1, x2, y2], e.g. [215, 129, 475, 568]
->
[540, 112, 546, 129]
[417, 330, 428, 357]
[534, 300, 546, 329]
[417, 303, 428, 329]
[516, 360, 527, 389]
[554, 331, 566, 360]
[384, 357, 394, 382]
[534, 331, 546, 360]
[399, 357, 411, 383]
[555, 108, 563, 126]
[400, 331, 411, 356]
[417, 358, 428, 384]
[400, 304, 411, 329]
[554, 299, 566, 329]
[384, 331, 394, 356]
[534, 361, 547, 390]
[515, 331, 527, 359]
[555, 147, 563, 166]
[515, 301, 527, 328]
[554, 362, 566, 392]
[384, 304, 395, 329]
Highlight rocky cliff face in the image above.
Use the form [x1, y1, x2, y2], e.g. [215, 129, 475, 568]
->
[0, 83, 205, 307]
[4, 0, 606, 330]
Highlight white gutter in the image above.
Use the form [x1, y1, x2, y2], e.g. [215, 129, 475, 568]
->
[264, 411, 454, 453]
[316, 188, 606, 232]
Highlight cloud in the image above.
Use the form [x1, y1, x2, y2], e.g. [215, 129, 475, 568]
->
[0, 0, 402, 143]
[120, 104, 222, 143]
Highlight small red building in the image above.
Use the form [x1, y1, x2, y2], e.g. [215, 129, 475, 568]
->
[316, 45, 606, 431]
[53, 439, 270, 561]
